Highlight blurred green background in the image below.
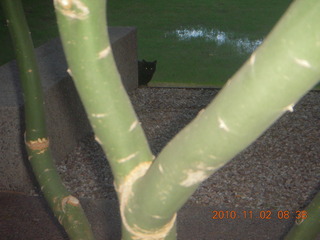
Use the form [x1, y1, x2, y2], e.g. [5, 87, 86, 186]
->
[2, 0, 317, 89]
[107, 0, 292, 87]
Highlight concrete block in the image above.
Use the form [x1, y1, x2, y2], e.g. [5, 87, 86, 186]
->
[0, 27, 137, 192]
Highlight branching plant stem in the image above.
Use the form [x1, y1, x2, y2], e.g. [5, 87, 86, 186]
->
[1, 0, 95, 239]
[54, 0, 320, 239]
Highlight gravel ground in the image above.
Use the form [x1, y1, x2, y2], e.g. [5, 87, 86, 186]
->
[57, 88, 320, 211]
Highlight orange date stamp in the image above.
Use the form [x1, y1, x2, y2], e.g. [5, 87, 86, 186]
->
[212, 210, 308, 222]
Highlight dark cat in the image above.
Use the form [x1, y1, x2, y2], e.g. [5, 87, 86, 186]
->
[138, 59, 157, 86]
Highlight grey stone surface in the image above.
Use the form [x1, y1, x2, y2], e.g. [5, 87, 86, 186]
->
[109, 27, 138, 92]
[0, 27, 137, 192]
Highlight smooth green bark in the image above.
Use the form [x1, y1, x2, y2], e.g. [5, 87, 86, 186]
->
[53, 0, 153, 185]
[131, 0, 320, 221]
[1, 0, 46, 135]
[1, 0, 95, 239]
[122, 0, 320, 238]
[54, 0, 154, 238]
[54, 0, 320, 239]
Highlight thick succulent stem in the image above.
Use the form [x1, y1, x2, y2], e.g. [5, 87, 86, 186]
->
[125, 0, 320, 238]
[54, 0, 320, 239]
[53, 0, 153, 185]
[1, 0, 95, 239]
[53, 0, 154, 238]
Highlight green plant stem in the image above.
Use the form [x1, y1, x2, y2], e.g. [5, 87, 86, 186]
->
[125, 0, 320, 238]
[54, 0, 154, 238]
[1, 0, 95, 239]
[53, 0, 153, 184]
[54, 0, 320, 239]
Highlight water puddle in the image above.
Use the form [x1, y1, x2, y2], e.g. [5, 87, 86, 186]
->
[165, 26, 263, 55]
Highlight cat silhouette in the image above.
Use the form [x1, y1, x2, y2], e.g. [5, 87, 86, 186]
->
[138, 59, 157, 86]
